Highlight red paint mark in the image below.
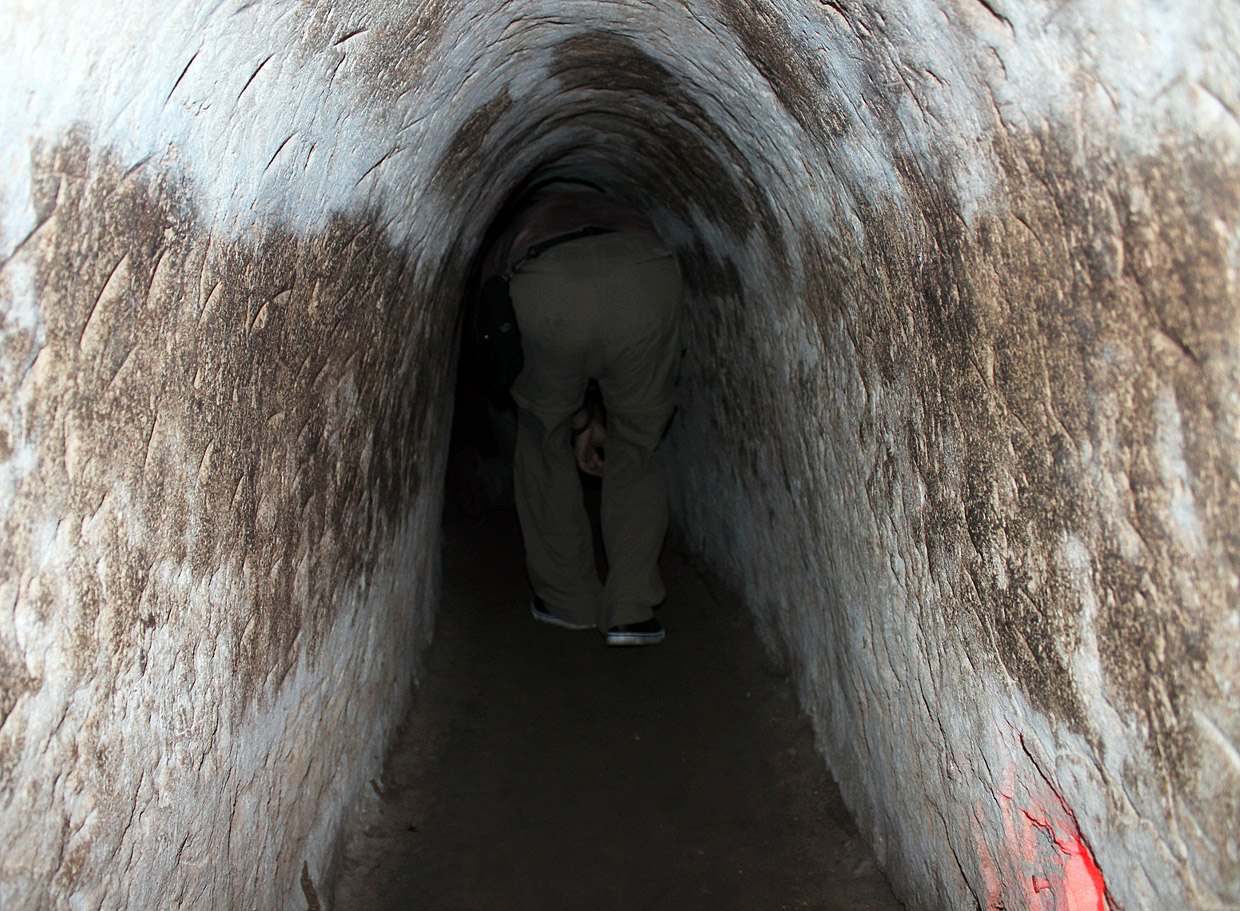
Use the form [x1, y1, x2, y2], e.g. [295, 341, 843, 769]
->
[977, 763, 1108, 911]
[1021, 809, 1107, 911]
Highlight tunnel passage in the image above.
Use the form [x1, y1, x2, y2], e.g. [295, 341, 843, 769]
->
[2, 2, 1239, 910]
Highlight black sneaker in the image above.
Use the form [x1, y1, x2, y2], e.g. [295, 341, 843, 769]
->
[605, 617, 664, 646]
[530, 596, 593, 631]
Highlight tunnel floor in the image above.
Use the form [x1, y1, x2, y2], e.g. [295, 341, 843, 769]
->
[332, 501, 905, 910]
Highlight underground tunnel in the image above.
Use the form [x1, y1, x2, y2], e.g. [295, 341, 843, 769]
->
[1, 1, 1238, 909]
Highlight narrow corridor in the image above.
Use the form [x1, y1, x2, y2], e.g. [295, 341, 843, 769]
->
[333, 504, 904, 910]
[5, 4, 1237, 908]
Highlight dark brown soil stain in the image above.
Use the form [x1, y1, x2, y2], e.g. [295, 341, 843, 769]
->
[3, 131, 457, 715]
[792, 128, 1239, 782]
[333, 506, 904, 911]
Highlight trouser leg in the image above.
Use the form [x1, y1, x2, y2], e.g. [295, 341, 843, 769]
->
[512, 406, 602, 626]
[599, 409, 672, 627]
[592, 239, 682, 629]
[508, 255, 599, 627]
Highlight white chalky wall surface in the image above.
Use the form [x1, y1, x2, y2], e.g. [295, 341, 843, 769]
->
[1, 1, 1237, 910]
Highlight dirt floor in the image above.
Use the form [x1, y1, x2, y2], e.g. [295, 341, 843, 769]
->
[332, 503, 906, 911]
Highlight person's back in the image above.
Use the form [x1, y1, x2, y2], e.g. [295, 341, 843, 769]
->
[491, 181, 682, 646]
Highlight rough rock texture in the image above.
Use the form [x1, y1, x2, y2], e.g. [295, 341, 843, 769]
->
[0, 6, 462, 907]
[2, 1, 1237, 910]
[665, 7, 1240, 911]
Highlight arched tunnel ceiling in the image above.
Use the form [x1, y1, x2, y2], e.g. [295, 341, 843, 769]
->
[1, 2, 1239, 910]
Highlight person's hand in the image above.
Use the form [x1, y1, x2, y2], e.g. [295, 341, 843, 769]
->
[573, 419, 606, 476]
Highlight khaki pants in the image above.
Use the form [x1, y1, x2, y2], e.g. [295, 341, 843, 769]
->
[509, 231, 681, 630]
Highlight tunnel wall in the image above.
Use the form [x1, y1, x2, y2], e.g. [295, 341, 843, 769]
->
[2, 1, 1238, 910]
[664, 3, 1240, 911]
[0, 3, 470, 907]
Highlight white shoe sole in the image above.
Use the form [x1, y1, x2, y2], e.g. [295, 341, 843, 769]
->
[605, 630, 665, 646]
[530, 600, 593, 631]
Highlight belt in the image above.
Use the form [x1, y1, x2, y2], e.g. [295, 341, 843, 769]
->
[507, 226, 615, 279]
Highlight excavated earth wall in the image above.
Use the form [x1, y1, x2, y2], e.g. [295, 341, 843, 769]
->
[1, 1, 1237, 910]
